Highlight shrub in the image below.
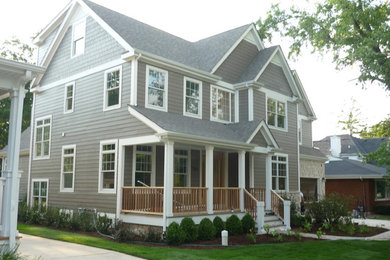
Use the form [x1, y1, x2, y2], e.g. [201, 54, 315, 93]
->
[112, 220, 134, 242]
[198, 218, 216, 240]
[226, 215, 243, 235]
[180, 217, 198, 242]
[374, 204, 390, 215]
[213, 216, 225, 237]
[79, 211, 94, 232]
[303, 219, 312, 232]
[357, 224, 371, 234]
[291, 214, 311, 228]
[18, 202, 29, 223]
[241, 213, 255, 234]
[69, 213, 81, 231]
[56, 210, 71, 228]
[144, 227, 162, 242]
[166, 222, 186, 245]
[306, 193, 352, 225]
[44, 207, 60, 227]
[96, 214, 112, 235]
[28, 204, 43, 224]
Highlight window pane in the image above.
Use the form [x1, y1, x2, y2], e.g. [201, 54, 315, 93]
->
[36, 128, 43, 142]
[279, 177, 286, 190]
[186, 97, 199, 114]
[35, 143, 41, 157]
[277, 115, 285, 128]
[272, 163, 277, 176]
[267, 99, 276, 112]
[33, 182, 39, 196]
[63, 157, 74, 172]
[103, 171, 114, 188]
[272, 177, 277, 190]
[43, 126, 50, 141]
[211, 87, 217, 118]
[37, 120, 43, 126]
[376, 181, 386, 199]
[278, 164, 286, 176]
[148, 69, 165, 90]
[278, 102, 285, 116]
[107, 71, 120, 90]
[136, 146, 152, 152]
[73, 38, 85, 56]
[44, 119, 50, 125]
[67, 98, 73, 110]
[41, 198, 47, 207]
[217, 90, 229, 121]
[268, 112, 275, 126]
[43, 141, 50, 156]
[67, 85, 73, 98]
[73, 22, 85, 39]
[174, 174, 186, 187]
[64, 173, 73, 188]
[148, 88, 164, 107]
[41, 182, 47, 197]
[108, 88, 119, 106]
[135, 172, 151, 186]
[103, 144, 115, 151]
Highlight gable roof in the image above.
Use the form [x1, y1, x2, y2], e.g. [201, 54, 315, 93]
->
[325, 159, 387, 179]
[300, 145, 326, 161]
[292, 70, 317, 119]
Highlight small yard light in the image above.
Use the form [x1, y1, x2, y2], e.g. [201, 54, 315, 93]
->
[221, 230, 228, 246]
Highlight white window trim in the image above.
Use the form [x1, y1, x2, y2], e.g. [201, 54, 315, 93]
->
[174, 149, 191, 187]
[266, 95, 288, 132]
[145, 65, 168, 112]
[375, 180, 390, 201]
[70, 18, 86, 58]
[98, 139, 118, 194]
[60, 144, 76, 193]
[210, 85, 234, 123]
[298, 118, 303, 145]
[33, 115, 52, 160]
[31, 178, 49, 207]
[64, 81, 75, 114]
[103, 65, 122, 111]
[271, 153, 289, 192]
[183, 77, 202, 119]
[132, 145, 156, 187]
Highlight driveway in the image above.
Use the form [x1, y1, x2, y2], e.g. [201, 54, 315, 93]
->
[18, 233, 144, 260]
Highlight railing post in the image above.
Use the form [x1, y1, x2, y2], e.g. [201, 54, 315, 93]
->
[283, 200, 291, 230]
[205, 145, 214, 214]
[265, 155, 272, 211]
[256, 201, 265, 234]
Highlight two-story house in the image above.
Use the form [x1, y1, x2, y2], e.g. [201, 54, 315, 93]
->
[24, 0, 324, 232]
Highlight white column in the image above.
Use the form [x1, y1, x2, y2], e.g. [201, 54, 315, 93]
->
[238, 150, 246, 212]
[205, 145, 214, 214]
[265, 155, 272, 211]
[1, 86, 25, 249]
[256, 201, 265, 234]
[248, 87, 254, 121]
[283, 200, 291, 230]
[163, 141, 174, 221]
[115, 144, 125, 218]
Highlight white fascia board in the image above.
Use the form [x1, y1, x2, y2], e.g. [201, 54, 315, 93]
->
[127, 106, 166, 134]
[249, 24, 265, 50]
[246, 120, 280, 149]
[292, 70, 317, 119]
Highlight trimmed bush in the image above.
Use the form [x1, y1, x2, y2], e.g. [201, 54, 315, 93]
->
[44, 207, 60, 227]
[96, 214, 112, 235]
[374, 204, 390, 215]
[79, 211, 94, 232]
[241, 213, 255, 234]
[213, 216, 225, 237]
[166, 222, 186, 245]
[198, 218, 216, 240]
[69, 213, 81, 231]
[291, 214, 311, 228]
[226, 215, 243, 235]
[56, 210, 71, 228]
[180, 217, 198, 242]
[144, 227, 162, 242]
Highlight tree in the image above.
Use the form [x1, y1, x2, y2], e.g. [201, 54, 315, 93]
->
[337, 98, 365, 135]
[0, 38, 35, 149]
[360, 115, 390, 138]
[257, 0, 390, 91]
[363, 139, 390, 175]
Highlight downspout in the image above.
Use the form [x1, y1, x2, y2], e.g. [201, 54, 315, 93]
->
[26, 92, 36, 206]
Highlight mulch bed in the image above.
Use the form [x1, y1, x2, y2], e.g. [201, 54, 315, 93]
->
[293, 223, 388, 237]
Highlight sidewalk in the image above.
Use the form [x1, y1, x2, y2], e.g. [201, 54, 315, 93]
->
[18, 234, 144, 260]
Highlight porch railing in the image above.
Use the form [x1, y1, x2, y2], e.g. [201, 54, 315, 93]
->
[122, 187, 164, 215]
[249, 188, 266, 204]
[173, 187, 207, 214]
[0, 177, 5, 226]
[271, 189, 284, 220]
[213, 187, 240, 212]
[244, 189, 258, 220]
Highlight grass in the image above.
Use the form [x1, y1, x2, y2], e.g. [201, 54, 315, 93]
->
[18, 223, 390, 260]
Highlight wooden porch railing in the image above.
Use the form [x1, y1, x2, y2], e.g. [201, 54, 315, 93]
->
[249, 188, 265, 203]
[244, 189, 258, 220]
[271, 189, 284, 220]
[122, 187, 164, 215]
[173, 187, 207, 214]
[0, 178, 5, 225]
[213, 187, 240, 212]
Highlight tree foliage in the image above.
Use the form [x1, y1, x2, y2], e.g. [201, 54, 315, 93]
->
[338, 98, 365, 135]
[0, 38, 35, 149]
[257, 0, 390, 90]
[363, 139, 390, 175]
[360, 115, 390, 138]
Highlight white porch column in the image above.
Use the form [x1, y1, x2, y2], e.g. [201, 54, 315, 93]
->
[283, 200, 291, 230]
[238, 150, 246, 212]
[1, 86, 25, 248]
[205, 145, 214, 214]
[265, 154, 272, 211]
[163, 141, 174, 225]
[256, 201, 265, 234]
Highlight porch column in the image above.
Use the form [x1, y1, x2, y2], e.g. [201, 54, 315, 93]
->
[163, 141, 174, 222]
[265, 155, 272, 211]
[205, 145, 214, 214]
[238, 150, 245, 212]
[1, 86, 25, 248]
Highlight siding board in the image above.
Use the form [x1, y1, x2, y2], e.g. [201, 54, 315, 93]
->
[258, 63, 293, 96]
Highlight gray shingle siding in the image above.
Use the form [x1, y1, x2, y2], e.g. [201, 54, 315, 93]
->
[37, 26, 59, 66]
[298, 103, 309, 116]
[258, 63, 293, 97]
[302, 120, 312, 147]
[239, 89, 248, 121]
[19, 155, 29, 200]
[254, 153, 267, 188]
[40, 16, 126, 86]
[253, 90, 266, 121]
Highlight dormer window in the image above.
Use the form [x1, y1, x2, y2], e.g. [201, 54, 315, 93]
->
[71, 19, 86, 57]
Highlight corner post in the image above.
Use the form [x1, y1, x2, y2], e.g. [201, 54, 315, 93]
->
[238, 150, 246, 212]
[256, 201, 265, 234]
[205, 145, 214, 214]
[265, 155, 272, 211]
[163, 140, 174, 231]
[283, 200, 291, 230]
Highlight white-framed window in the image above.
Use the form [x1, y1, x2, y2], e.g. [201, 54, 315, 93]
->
[174, 149, 190, 187]
[64, 82, 75, 113]
[34, 116, 52, 160]
[98, 140, 118, 193]
[211, 86, 233, 122]
[375, 180, 390, 200]
[71, 18, 86, 57]
[134, 145, 154, 187]
[32, 179, 49, 207]
[267, 97, 286, 130]
[271, 154, 288, 191]
[60, 145, 76, 192]
[103, 66, 122, 111]
[183, 77, 202, 118]
[145, 65, 168, 111]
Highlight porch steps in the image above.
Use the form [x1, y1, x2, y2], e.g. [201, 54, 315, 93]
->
[262, 211, 287, 231]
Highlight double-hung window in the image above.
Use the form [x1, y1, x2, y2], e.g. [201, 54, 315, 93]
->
[146, 65, 168, 111]
[184, 77, 202, 118]
[99, 140, 117, 193]
[71, 19, 86, 57]
[32, 179, 48, 207]
[104, 66, 122, 110]
[60, 145, 76, 192]
[211, 86, 233, 122]
[267, 98, 286, 129]
[134, 146, 153, 186]
[271, 155, 288, 191]
[174, 150, 189, 187]
[64, 82, 75, 113]
[34, 116, 51, 159]
[375, 180, 390, 200]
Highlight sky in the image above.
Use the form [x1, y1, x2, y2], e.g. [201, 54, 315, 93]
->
[1, 0, 389, 140]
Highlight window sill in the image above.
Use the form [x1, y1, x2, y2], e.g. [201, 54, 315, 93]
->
[103, 104, 121, 112]
[375, 198, 390, 202]
[33, 156, 51, 161]
[183, 112, 202, 119]
[60, 188, 74, 193]
[268, 125, 288, 132]
[145, 104, 167, 112]
[98, 189, 116, 194]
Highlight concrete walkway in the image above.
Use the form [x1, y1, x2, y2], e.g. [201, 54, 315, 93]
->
[18, 234, 144, 260]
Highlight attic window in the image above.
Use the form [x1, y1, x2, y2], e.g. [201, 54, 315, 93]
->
[71, 19, 86, 57]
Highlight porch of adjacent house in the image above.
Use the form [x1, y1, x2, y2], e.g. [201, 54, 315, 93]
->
[115, 137, 290, 232]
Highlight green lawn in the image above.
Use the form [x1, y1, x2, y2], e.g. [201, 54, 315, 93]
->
[18, 223, 390, 260]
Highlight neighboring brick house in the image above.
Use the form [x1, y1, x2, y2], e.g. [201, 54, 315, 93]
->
[314, 135, 389, 212]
